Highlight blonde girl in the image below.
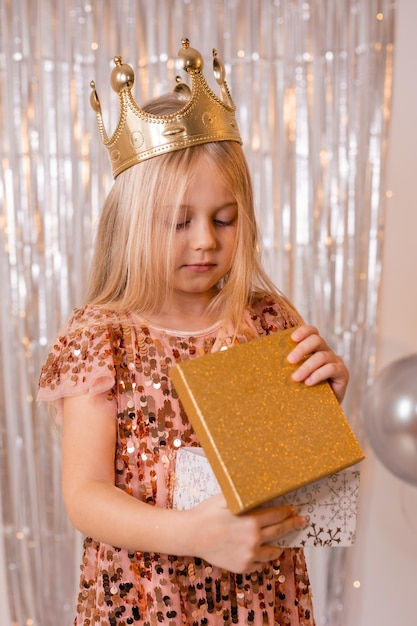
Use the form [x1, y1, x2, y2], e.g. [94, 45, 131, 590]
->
[39, 57, 348, 626]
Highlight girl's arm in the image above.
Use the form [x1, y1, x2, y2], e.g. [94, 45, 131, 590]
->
[288, 325, 350, 403]
[62, 392, 306, 573]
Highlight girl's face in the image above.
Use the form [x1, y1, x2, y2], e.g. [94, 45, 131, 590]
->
[171, 156, 238, 304]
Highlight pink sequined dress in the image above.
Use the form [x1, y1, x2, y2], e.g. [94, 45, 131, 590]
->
[38, 296, 315, 626]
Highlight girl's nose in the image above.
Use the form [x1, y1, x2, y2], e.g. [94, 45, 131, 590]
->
[191, 220, 217, 250]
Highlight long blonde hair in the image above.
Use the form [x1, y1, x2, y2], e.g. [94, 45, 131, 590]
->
[86, 95, 301, 331]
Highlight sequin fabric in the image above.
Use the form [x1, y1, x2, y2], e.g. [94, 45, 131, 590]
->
[38, 296, 315, 626]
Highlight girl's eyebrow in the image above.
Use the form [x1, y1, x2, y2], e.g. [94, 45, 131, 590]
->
[179, 201, 238, 211]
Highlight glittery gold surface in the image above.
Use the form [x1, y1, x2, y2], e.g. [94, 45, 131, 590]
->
[169, 328, 365, 515]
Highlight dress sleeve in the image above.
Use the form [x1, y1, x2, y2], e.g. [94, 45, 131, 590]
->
[37, 306, 117, 420]
[247, 294, 303, 335]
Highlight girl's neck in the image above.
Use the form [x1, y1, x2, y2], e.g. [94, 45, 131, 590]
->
[143, 310, 219, 333]
[143, 294, 220, 332]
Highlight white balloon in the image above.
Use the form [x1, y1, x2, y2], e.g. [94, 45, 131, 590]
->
[363, 355, 417, 486]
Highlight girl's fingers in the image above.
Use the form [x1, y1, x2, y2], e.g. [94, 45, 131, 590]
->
[291, 351, 343, 383]
[288, 326, 328, 364]
[260, 514, 307, 544]
[287, 325, 349, 402]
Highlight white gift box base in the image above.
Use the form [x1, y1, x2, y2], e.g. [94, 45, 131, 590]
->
[173, 447, 360, 547]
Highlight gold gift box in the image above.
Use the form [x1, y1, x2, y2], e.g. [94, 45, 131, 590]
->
[169, 327, 364, 515]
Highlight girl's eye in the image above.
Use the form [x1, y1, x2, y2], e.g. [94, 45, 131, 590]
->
[176, 220, 190, 230]
[214, 218, 235, 227]
[175, 215, 236, 229]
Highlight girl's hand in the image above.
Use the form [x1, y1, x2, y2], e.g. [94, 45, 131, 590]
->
[287, 325, 349, 403]
[188, 494, 306, 573]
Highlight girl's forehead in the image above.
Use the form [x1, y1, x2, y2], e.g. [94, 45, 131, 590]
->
[183, 163, 236, 197]
[187, 152, 235, 185]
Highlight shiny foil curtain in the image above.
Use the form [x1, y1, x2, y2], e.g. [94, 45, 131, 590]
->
[0, 1, 394, 625]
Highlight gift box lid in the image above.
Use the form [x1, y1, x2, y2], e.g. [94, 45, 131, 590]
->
[169, 327, 364, 514]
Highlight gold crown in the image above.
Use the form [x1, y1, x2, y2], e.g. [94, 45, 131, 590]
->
[90, 38, 242, 178]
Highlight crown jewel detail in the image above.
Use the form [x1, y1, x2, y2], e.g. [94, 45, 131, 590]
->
[90, 38, 242, 178]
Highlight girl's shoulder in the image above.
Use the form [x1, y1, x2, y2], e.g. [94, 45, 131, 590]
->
[37, 304, 126, 413]
[247, 292, 301, 335]
[65, 303, 121, 332]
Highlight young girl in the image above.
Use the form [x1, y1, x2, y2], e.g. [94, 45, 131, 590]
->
[38, 41, 348, 626]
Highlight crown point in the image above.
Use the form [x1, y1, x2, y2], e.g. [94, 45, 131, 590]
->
[89, 87, 101, 114]
[173, 76, 192, 100]
[213, 55, 226, 86]
[178, 40, 204, 74]
[110, 62, 135, 93]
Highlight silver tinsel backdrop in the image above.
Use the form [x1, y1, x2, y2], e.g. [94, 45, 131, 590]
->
[0, 1, 394, 625]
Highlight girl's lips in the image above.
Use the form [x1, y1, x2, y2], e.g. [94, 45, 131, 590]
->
[183, 263, 215, 272]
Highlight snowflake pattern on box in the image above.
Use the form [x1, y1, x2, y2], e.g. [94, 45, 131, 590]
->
[276, 470, 360, 547]
[173, 448, 360, 547]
